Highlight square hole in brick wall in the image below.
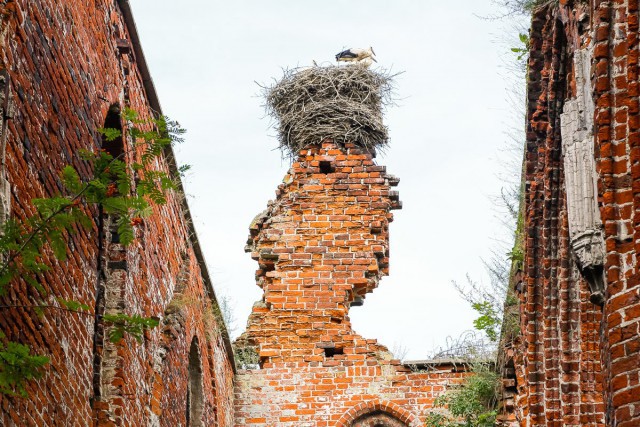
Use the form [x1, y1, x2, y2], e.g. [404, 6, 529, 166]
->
[319, 160, 335, 174]
[324, 347, 344, 358]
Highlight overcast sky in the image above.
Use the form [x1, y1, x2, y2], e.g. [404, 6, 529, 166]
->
[131, 0, 527, 360]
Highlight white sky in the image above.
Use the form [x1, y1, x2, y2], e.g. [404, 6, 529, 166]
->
[131, 0, 527, 360]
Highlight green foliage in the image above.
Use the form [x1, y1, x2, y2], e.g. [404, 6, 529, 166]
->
[0, 112, 185, 297]
[509, 207, 525, 271]
[511, 33, 530, 61]
[0, 332, 49, 397]
[234, 345, 260, 370]
[426, 364, 499, 427]
[57, 298, 91, 312]
[522, 0, 544, 12]
[98, 127, 122, 142]
[506, 246, 523, 263]
[0, 109, 186, 397]
[471, 302, 501, 342]
[178, 164, 192, 177]
[103, 314, 160, 343]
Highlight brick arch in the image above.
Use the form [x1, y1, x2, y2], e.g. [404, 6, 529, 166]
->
[336, 400, 421, 427]
[187, 336, 204, 427]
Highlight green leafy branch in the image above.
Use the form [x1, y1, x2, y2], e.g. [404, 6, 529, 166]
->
[511, 33, 530, 61]
[471, 301, 502, 343]
[0, 332, 49, 398]
[0, 108, 186, 397]
[103, 314, 160, 343]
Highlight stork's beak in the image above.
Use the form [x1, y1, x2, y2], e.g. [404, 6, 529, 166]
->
[372, 56, 377, 62]
[370, 46, 376, 55]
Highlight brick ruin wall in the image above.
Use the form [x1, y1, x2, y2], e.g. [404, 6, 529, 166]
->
[0, 1, 234, 426]
[17, 0, 640, 426]
[233, 142, 469, 426]
[514, 0, 640, 426]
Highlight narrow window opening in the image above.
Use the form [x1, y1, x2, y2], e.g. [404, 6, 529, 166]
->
[101, 103, 124, 159]
[319, 160, 335, 174]
[187, 337, 204, 427]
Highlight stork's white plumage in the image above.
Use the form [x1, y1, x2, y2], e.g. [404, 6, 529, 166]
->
[335, 47, 377, 63]
[358, 57, 375, 67]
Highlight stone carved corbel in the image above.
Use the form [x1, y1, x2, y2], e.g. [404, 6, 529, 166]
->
[571, 229, 605, 305]
[560, 47, 606, 306]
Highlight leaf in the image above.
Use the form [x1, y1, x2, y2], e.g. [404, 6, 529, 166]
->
[33, 306, 44, 318]
[77, 149, 96, 161]
[98, 127, 122, 142]
[103, 314, 159, 343]
[0, 271, 15, 295]
[71, 209, 93, 230]
[56, 298, 90, 312]
[121, 107, 140, 123]
[472, 301, 500, 342]
[0, 338, 49, 397]
[32, 197, 71, 218]
[160, 176, 176, 191]
[178, 164, 192, 177]
[116, 216, 135, 246]
[49, 230, 67, 260]
[109, 329, 124, 343]
[23, 275, 46, 295]
[61, 166, 83, 194]
[101, 197, 128, 214]
[116, 178, 131, 196]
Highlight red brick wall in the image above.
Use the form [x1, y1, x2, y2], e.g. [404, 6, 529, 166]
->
[518, 6, 605, 424]
[237, 142, 400, 363]
[592, 0, 640, 425]
[235, 363, 467, 427]
[515, 1, 640, 426]
[0, 1, 234, 425]
[234, 141, 468, 425]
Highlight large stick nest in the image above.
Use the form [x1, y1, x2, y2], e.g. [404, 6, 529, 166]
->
[263, 65, 396, 157]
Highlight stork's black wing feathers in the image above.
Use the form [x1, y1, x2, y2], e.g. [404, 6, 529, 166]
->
[335, 49, 358, 61]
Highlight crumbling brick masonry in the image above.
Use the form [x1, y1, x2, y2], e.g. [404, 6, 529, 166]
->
[234, 140, 468, 426]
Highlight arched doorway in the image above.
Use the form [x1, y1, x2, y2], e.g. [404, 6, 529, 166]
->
[351, 410, 408, 427]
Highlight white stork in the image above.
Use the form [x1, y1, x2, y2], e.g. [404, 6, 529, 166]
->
[335, 47, 377, 64]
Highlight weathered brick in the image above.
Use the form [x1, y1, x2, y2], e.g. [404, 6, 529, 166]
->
[0, 1, 235, 426]
[510, 1, 640, 426]
[234, 141, 467, 425]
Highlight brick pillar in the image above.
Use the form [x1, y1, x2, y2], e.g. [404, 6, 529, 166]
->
[237, 140, 401, 365]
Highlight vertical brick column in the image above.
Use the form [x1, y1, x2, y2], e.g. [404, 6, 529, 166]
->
[237, 140, 400, 364]
[515, 3, 605, 426]
[593, 0, 640, 425]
